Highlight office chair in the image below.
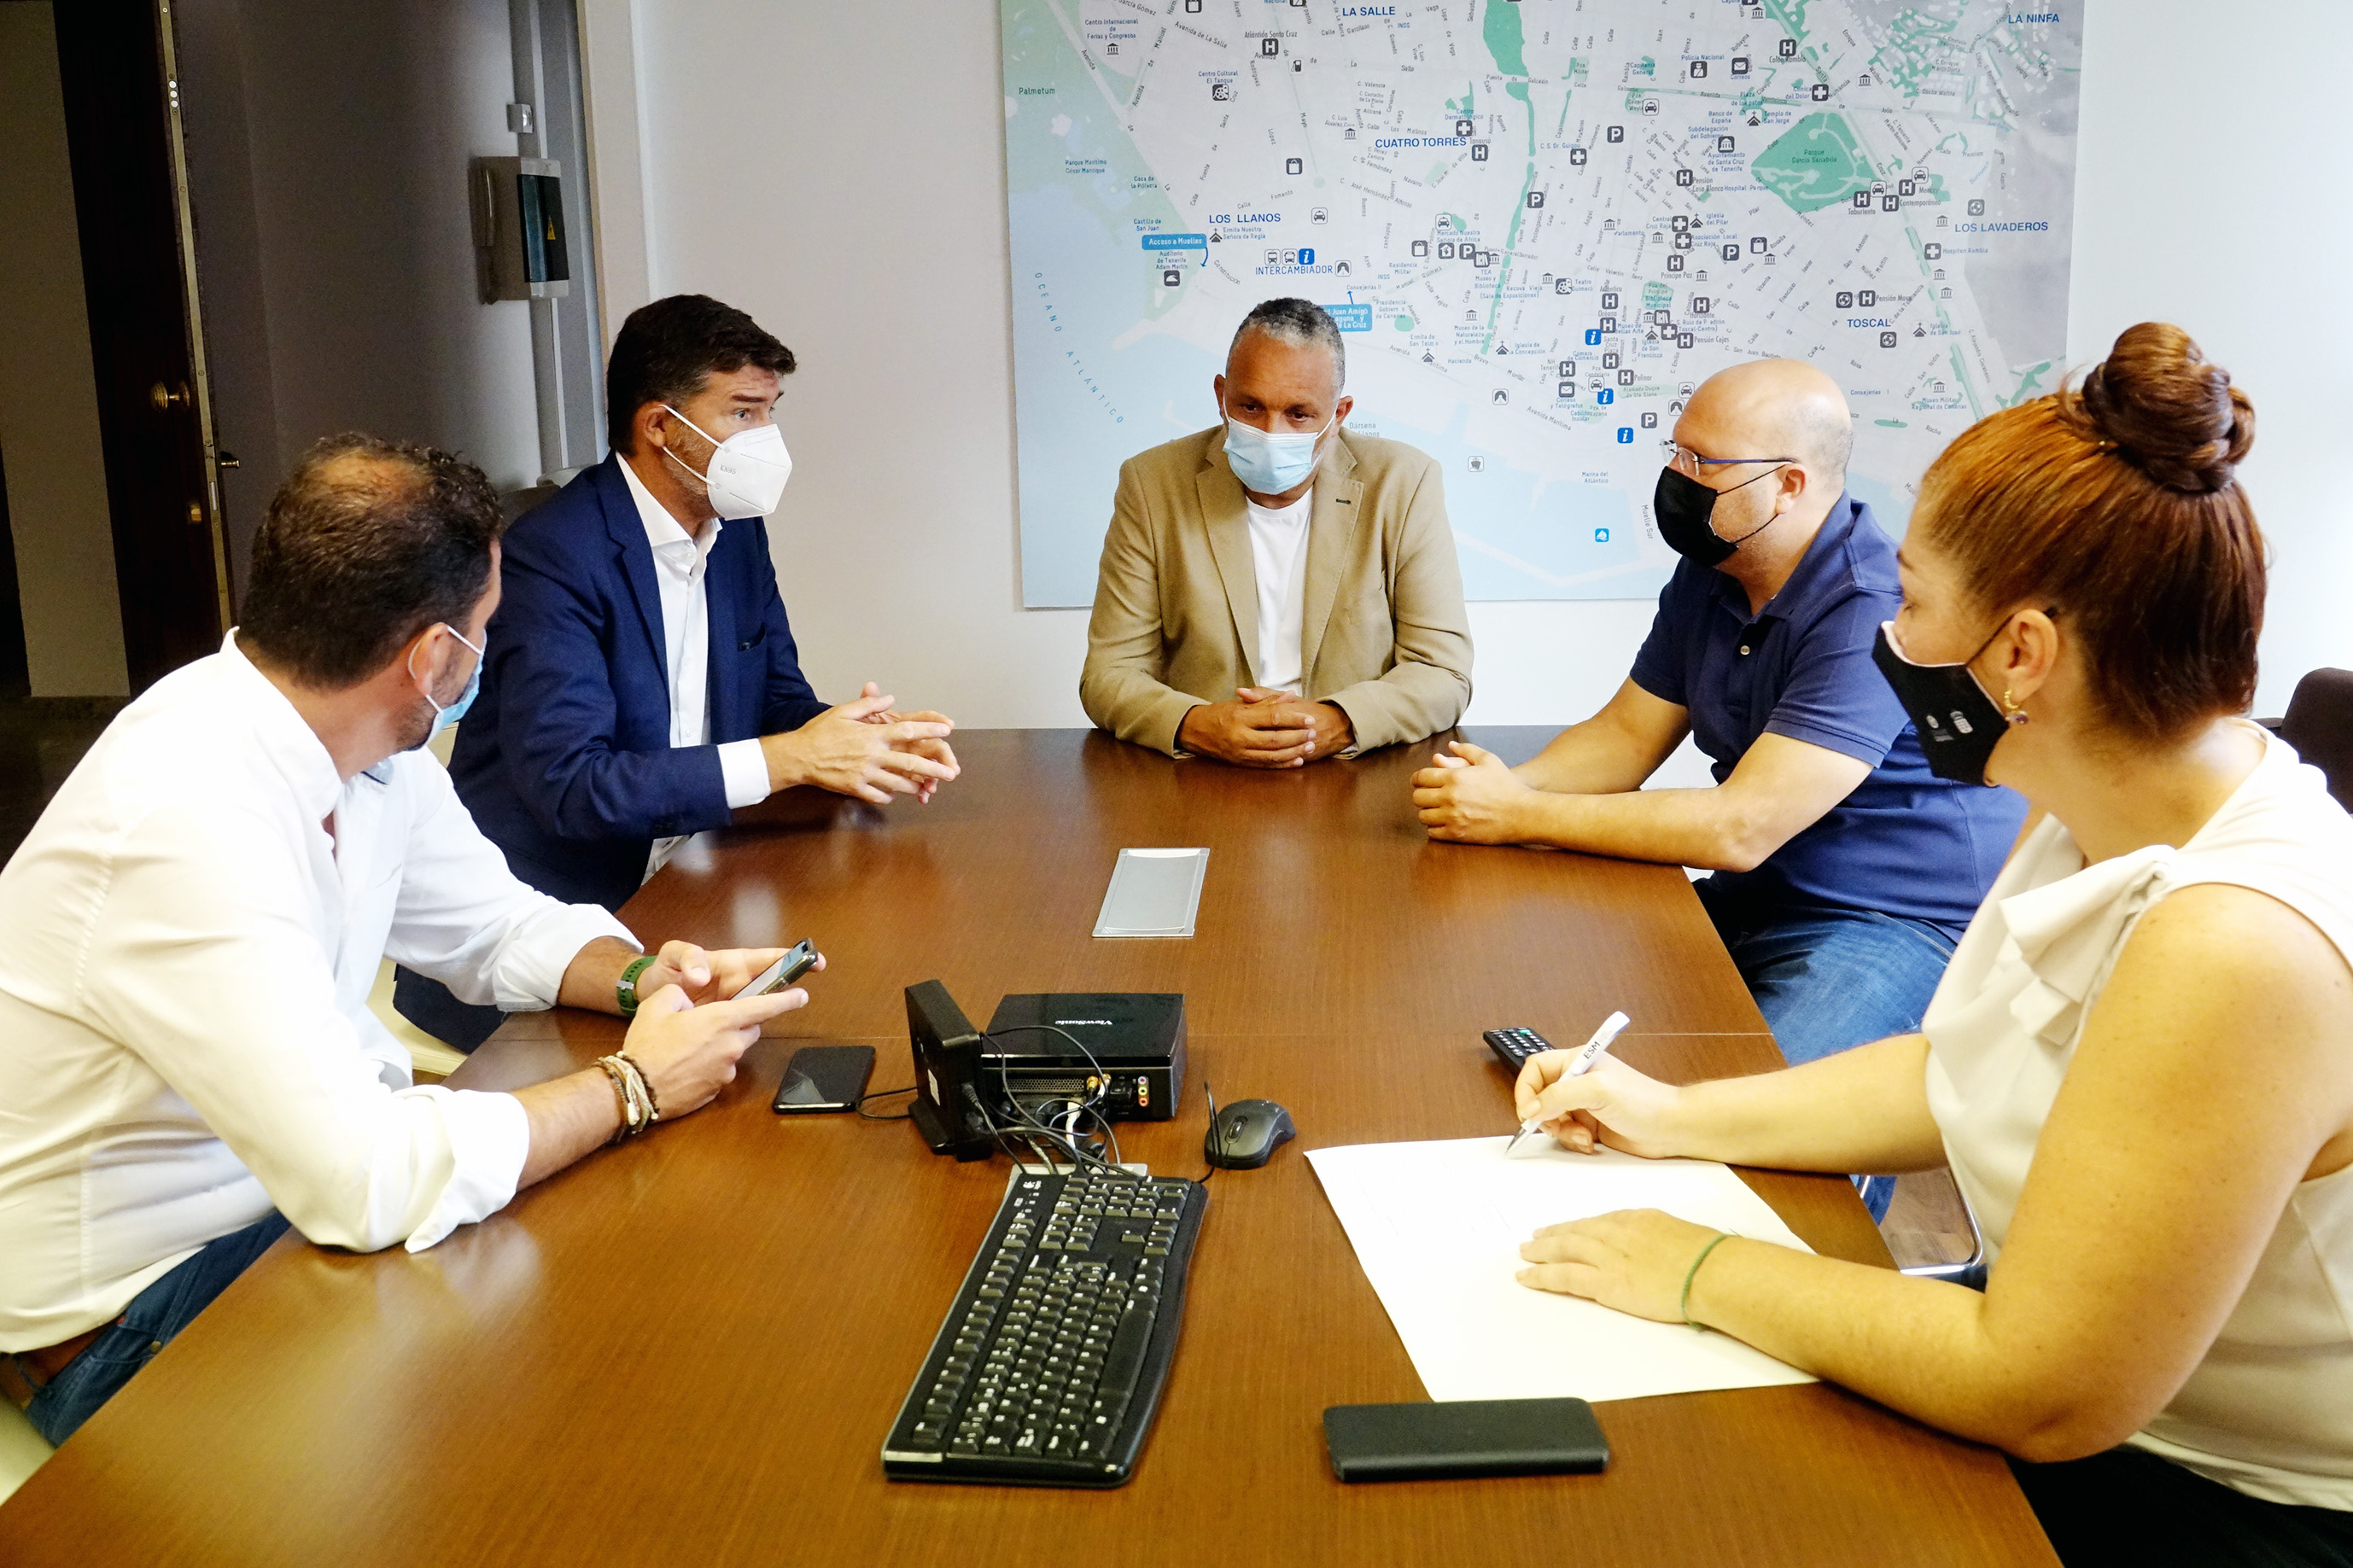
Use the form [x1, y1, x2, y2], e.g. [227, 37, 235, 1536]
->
[1882, 1167, 1987, 1290]
[500, 481, 562, 524]
[0, 1402, 52, 1503]
[2267, 668, 2353, 810]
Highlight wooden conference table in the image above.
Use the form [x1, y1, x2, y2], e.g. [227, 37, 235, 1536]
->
[0, 729, 2056, 1566]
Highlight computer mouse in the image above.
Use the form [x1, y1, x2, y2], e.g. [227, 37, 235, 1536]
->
[1206, 1098, 1296, 1169]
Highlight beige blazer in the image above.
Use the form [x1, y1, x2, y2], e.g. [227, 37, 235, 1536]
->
[1080, 426, 1473, 756]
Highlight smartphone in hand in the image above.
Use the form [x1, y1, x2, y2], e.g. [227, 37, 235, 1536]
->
[733, 938, 818, 1002]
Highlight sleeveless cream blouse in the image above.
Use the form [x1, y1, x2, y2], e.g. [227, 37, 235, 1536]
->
[1924, 726, 2353, 1508]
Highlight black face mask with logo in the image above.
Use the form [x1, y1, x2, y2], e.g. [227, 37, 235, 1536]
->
[1651, 464, 1786, 568]
[1869, 620, 2017, 786]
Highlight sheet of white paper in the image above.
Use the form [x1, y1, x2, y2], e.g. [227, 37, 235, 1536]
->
[1307, 1136, 1819, 1404]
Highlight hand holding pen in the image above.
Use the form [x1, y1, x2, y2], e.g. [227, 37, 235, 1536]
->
[1509, 1017, 1690, 1158]
[1505, 1011, 1638, 1147]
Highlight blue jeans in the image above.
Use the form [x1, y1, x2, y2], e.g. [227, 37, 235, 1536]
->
[24, 1211, 290, 1446]
[1696, 883, 1959, 1221]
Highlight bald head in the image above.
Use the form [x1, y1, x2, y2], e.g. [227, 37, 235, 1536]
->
[1680, 358, 1853, 484]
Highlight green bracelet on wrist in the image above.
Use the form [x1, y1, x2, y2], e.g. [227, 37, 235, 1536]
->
[1681, 1232, 1736, 1332]
[616, 953, 657, 1017]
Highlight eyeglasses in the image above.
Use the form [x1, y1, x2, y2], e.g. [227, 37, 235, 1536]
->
[1661, 440, 1796, 477]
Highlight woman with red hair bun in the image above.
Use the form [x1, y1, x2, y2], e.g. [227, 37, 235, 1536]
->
[1508, 324, 2353, 1563]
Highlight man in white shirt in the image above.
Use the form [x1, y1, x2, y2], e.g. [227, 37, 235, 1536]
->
[1080, 298, 1473, 764]
[0, 435, 808, 1445]
[416, 294, 960, 1046]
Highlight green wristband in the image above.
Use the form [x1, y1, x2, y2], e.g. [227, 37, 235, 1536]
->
[1681, 1232, 1735, 1332]
[615, 953, 658, 1017]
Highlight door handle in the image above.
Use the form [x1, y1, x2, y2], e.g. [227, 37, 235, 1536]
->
[149, 381, 190, 411]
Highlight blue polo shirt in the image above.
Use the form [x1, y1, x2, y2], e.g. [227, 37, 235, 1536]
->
[1629, 494, 2026, 938]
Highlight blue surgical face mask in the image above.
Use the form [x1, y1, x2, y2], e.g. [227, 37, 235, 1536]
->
[420, 624, 485, 746]
[1222, 403, 1334, 495]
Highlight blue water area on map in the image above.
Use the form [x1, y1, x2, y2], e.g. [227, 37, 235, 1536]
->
[1012, 184, 1225, 608]
[1350, 404, 1658, 602]
[1842, 471, 1913, 541]
[1011, 183, 1672, 607]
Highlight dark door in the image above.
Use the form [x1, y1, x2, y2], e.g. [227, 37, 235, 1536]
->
[50, 0, 232, 692]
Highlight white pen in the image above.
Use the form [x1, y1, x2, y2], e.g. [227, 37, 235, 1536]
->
[1506, 1010, 1632, 1152]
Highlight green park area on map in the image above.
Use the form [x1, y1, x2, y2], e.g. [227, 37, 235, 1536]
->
[1749, 112, 1873, 213]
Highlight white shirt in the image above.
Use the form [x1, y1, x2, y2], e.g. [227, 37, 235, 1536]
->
[1244, 489, 1313, 693]
[1924, 726, 2353, 1508]
[617, 458, 772, 877]
[0, 637, 635, 1351]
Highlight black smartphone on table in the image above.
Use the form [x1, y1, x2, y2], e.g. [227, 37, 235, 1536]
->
[733, 938, 818, 1001]
[773, 1045, 875, 1114]
[1323, 1397, 1609, 1483]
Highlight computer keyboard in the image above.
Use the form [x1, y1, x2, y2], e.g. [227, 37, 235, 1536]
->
[881, 1165, 1208, 1487]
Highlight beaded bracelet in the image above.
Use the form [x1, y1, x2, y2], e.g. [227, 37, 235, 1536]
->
[611, 1053, 653, 1132]
[621, 1055, 655, 1128]
[1681, 1232, 1735, 1331]
[617, 1051, 660, 1122]
[595, 1056, 642, 1144]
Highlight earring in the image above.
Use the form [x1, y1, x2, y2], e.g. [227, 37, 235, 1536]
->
[2002, 686, 2029, 726]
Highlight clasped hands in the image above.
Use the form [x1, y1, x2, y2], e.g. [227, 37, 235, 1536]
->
[1502, 1043, 1737, 1325]
[1410, 740, 1538, 842]
[1177, 687, 1354, 767]
[762, 681, 960, 804]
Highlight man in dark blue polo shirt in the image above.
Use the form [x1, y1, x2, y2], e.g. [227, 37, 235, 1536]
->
[1412, 358, 2024, 1070]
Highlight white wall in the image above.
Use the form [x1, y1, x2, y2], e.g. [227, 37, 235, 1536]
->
[2065, 3, 2353, 717]
[622, 0, 1093, 726]
[178, 0, 547, 590]
[0, 3, 132, 697]
[596, 0, 2342, 738]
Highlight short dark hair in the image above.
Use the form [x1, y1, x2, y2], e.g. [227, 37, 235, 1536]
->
[239, 434, 505, 690]
[605, 294, 797, 454]
[1918, 322, 2262, 742]
[1229, 297, 1345, 391]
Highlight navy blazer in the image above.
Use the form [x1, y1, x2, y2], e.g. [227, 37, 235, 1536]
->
[450, 455, 828, 912]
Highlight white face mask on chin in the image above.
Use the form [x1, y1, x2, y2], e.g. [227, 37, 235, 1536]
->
[660, 405, 793, 518]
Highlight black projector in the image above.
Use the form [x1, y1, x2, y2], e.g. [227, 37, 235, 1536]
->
[983, 993, 1186, 1122]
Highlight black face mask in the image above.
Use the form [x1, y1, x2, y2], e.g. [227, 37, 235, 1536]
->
[1870, 620, 2016, 787]
[1652, 464, 1786, 567]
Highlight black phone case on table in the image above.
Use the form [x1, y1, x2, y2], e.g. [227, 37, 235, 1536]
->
[773, 1045, 875, 1113]
[1322, 1397, 1609, 1483]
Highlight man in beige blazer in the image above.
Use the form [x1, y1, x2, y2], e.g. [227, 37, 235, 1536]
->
[1080, 299, 1473, 765]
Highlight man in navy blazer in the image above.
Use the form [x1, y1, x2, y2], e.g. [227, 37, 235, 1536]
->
[400, 296, 958, 1046]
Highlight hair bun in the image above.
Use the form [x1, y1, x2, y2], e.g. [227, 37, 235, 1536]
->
[2073, 322, 2252, 493]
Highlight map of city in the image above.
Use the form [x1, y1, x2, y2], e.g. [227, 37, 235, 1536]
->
[1003, 0, 2082, 605]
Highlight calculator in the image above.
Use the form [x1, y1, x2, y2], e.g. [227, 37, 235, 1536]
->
[1481, 1026, 1556, 1071]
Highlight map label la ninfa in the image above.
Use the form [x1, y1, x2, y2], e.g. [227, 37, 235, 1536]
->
[1001, 0, 2081, 607]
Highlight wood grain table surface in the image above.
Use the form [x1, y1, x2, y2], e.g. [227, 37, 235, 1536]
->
[0, 728, 2056, 1565]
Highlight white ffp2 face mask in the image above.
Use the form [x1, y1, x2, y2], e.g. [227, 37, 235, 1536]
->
[660, 405, 793, 518]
